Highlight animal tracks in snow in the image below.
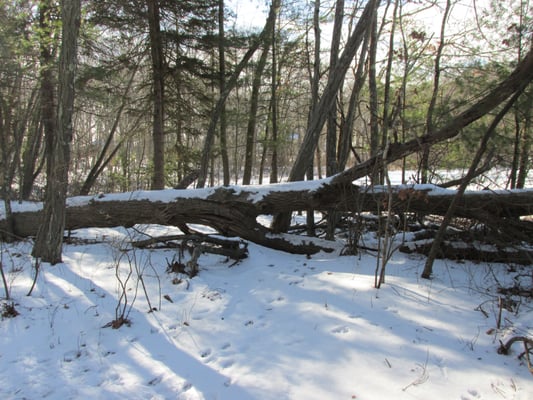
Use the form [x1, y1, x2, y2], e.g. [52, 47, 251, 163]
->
[199, 342, 236, 371]
[460, 388, 481, 400]
[331, 325, 350, 334]
[200, 348, 212, 359]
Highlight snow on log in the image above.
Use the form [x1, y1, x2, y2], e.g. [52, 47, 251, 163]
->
[1, 182, 533, 254]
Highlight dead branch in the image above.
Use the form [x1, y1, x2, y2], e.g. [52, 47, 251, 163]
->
[498, 336, 533, 375]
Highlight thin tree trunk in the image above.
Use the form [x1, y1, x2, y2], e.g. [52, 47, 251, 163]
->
[337, 37, 368, 171]
[147, 0, 165, 190]
[368, 9, 380, 182]
[242, 42, 271, 185]
[286, 0, 377, 185]
[32, 0, 81, 263]
[20, 103, 44, 200]
[420, 0, 451, 184]
[305, 0, 321, 235]
[197, 0, 281, 188]
[421, 89, 524, 279]
[326, 0, 344, 177]
[79, 64, 138, 195]
[0, 102, 15, 241]
[324, 0, 345, 239]
[509, 112, 520, 189]
[269, 13, 279, 184]
[516, 105, 531, 189]
[380, 0, 399, 158]
[272, 0, 379, 233]
[218, 0, 230, 186]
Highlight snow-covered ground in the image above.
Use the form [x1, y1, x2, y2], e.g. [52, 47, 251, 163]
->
[1, 220, 532, 399]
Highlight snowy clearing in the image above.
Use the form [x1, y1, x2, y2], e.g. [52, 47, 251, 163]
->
[1, 221, 532, 400]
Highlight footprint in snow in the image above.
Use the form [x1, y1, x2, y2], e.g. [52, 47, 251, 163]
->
[268, 295, 285, 304]
[147, 376, 162, 386]
[63, 350, 83, 362]
[221, 342, 231, 350]
[460, 389, 481, 400]
[331, 326, 350, 334]
[200, 348, 212, 360]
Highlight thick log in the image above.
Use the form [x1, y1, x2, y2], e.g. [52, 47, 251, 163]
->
[1, 184, 533, 253]
[400, 241, 533, 265]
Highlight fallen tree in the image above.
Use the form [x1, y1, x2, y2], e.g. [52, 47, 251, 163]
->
[2, 183, 532, 254]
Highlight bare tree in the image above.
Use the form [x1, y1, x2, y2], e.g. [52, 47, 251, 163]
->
[420, 0, 452, 184]
[197, 0, 281, 188]
[32, 0, 81, 263]
[217, 0, 230, 186]
[242, 33, 273, 185]
[147, 0, 165, 190]
[272, 0, 379, 232]
[421, 88, 524, 279]
[326, 0, 344, 177]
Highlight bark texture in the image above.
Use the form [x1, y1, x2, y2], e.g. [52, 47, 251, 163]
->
[6, 184, 533, 254]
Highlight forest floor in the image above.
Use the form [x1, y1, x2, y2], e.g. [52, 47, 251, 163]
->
[1, 216, 532, 399]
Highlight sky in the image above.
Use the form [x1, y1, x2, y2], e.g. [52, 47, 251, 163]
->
[227, 0, 269, 30]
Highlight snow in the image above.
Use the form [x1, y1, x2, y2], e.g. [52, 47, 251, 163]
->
[1, 221, 532, 400]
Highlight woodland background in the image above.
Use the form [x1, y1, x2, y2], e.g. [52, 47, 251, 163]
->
[0, 0, 532, 264]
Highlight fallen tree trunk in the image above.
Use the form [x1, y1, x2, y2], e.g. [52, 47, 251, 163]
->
[2, 183, 532, 254]
[400, 240, 533, 265]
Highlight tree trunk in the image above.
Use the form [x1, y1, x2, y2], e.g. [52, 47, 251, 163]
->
[287, 0, 379, 183]
[380, 0, 399, 160]
[305, 0, 321, 235]
[337, 39, 368, 171]
[147, 0, 165, 190]
[269, 13, 279, 184]
[6, 184, 533, 253]
[368, 8, 380, 182]
[242, 39, 271, 185]
[516, 91, 532, 189]
[79, 64, 138, 195]
[421, 87, 524, 279]
[197, 0, 281, 188]
[20, 108, 45, 200]
[420, 0, 451, 184]
[326, 0, 344, 177]
[32, 0, 81, 263]
[218, 0, 230, 186]
[272, 0, 379, 232]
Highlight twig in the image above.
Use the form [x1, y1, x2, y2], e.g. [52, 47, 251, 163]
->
[402, 350, 430, 391]
[26, 258, 40, 296]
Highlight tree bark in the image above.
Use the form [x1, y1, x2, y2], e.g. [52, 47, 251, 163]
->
[32, 0, 81, 263]
[326, 0, 344, 177]
[147, 0, 166, 190]
[269, 13, 279, 184]
[368, 7, 380, 181]
[6, 183, 533, 253]
[218, 0, 230, 186]
[420, 0, 451, 184]
[304, 0, 322, 235]
[242, 37, 271, 185]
